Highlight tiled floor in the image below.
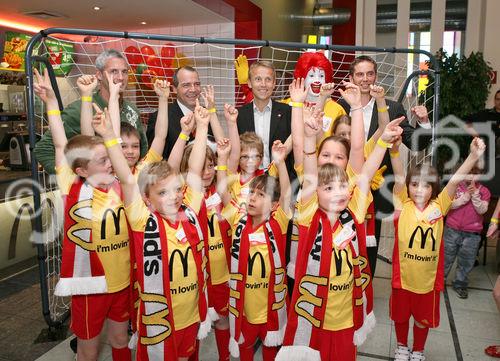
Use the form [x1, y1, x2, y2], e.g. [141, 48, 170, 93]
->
[1, 245, 498, 360]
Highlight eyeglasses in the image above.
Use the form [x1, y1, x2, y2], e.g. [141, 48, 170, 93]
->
[240, 154, 262, 161]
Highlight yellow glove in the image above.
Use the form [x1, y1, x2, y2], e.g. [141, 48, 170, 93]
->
[234, 54, 249, 85]
[370, 165, 387, 190]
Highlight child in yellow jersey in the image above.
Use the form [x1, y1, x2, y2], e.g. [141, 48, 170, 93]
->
[34, 69, 132, 361]
[221, 138, 292, 361]
[389, 137, 486, 361]
[277, 105, 404, 361]
[92, 100, 213, 361]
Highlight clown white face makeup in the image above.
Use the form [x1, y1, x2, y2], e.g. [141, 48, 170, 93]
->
[305, 67, 326, 102]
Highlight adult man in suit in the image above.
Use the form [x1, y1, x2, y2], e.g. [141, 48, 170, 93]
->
[236, 60, 293, 174]
[146, 66, 202, 159]
[338, 55, 431, 276]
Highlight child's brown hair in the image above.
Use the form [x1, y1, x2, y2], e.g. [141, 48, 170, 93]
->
[318, 163, 349, 186]
[180, 144, 217, 185]
[64, 135, 105, 172]
[249, 173, 280, 203]
[405, 163, 441, 200]
[332, 115, 351, 136]
[120, 122, 140, 140]
[138, 160, 180, 196]
[240, 132, 264, 156]
[318, 135, 350, 157]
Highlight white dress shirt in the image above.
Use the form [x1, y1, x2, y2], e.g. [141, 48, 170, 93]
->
[177, 100, 192, 116]
[253, 100, 272, 167]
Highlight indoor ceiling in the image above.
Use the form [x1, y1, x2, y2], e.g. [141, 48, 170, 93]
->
[0, 0, 233, 33]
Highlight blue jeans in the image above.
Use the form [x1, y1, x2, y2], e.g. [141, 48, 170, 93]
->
[444, 226, 481, 288]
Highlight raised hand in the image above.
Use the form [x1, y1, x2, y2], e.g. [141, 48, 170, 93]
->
[180, 112, 195, 134]
[369, 84, 385, 99]
[338, 81, 361, 108]
[271, 139, 287, 164]
[289, 78, 308, 103]
[216, 138, 231, 159]
[200, 85, 216, 109]
[470, 137, 486, 158]
[154, 79, 170, 100]
[33, 68, 57, 104]
[104, 70, 122, 98]
[91, 105, 114, 137]
[411, 105, 429, 124]
[77, 74, 98, 96]
[234, 54, 249, 85]
[303, 105, 324, 138]
[319, 82, 335, 98]
[223, 103, 238, 124]
[380, 116, 405, 144]
[194, 99, 210, 127]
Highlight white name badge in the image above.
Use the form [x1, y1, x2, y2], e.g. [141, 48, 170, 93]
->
[176, 228, 187, 243]
[240, 187, 250, 197]
[249, 232, 266, 245]
[206, 193, 222, 208]
[333, 226, 355, 250]
[322, 116, 333, 131]
[427, 208, 443, 224]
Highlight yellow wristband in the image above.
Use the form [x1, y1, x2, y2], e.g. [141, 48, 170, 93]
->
[378, 106, 388, 113]
[491, 218, 499, 224]
[47, 109, 61, 116]
[390, 151, 400, 158]
[104, 138, 122, 148]
[377, 138, 393, 149]
[289, 102, 304, 108]
[179, 133, 189, 141]
[207, 107, 217, 113]
[215, 165, 227, 171]
[81, 96, 92, 102]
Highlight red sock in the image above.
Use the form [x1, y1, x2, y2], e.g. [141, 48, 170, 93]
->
[112, 346, 131, 361]
[215, 328, 230, 361]
[394, 320, 409, 346]
[188, 340, 199, 361]
[412, 324, 429, 351]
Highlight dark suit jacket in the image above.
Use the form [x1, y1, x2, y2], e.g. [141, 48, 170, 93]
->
[337, 98, 430, 213]
[147, 101, 213, 160]
[236, 100, 295, 179]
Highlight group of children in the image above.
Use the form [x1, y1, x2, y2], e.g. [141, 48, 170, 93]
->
[33, 58, 488, 361]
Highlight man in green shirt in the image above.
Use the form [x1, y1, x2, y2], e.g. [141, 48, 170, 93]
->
[34, 49, 148, 173]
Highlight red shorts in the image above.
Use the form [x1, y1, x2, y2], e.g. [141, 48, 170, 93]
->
[310, 327, 356, 361]
[208, 282, 229, 316]
[71, 287, 130, 339]
[390, 288, 441, 328]
[174, 322, 198, 357]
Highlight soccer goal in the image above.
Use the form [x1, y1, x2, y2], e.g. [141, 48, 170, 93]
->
[23, 28, 440, 328]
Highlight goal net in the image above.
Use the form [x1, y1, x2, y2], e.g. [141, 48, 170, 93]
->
[27, 32, 436, 324]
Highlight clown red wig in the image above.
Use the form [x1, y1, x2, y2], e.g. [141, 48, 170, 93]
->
[293, 52, 333, 83]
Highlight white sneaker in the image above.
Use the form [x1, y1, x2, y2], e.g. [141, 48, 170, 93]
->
[410, 351, 426, 361]
[394, 345, 411, 361]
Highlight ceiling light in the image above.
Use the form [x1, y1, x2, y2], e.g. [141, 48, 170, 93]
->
[141, 21, 147, 25]
[93, 6, 101, 11]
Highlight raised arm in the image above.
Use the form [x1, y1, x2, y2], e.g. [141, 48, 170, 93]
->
[357, 116, 404, 195]
[149, 79, 170, 156]
[315, 82, 335, 112]
[389, 136, 406, 195]
[224, 104, 240, 172]
[216, 138, 232, 206]
[201, 85, 225, 142]
[272, 140, 291, 214]
[289, 78, 308, 167]
[369, 84, 390, 142]
[92, 108, 138, 206]
[487, 198, 500, 237]
[445, 137, 486, 198]
[167, 113, 194, 171]
[77, 74, 98, 136]
[186, 100, 209, 192]
[33, 68, 67, 168]
[302, 106, 324, 203]
[338, 81, 364, 173]
[104, 71, 122, 136]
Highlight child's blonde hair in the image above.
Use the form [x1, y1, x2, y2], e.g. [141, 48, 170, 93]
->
[318, 163, 349, 186]
[64, 135, 105, 172]
[180, 144, 217, 186]
[138, 160, 180, 196]
[240, 132, 264, 156]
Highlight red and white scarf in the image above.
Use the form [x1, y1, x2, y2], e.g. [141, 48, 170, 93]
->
[130, 205, 212, 360]
[277, 209, 375, 361]
[55, 178, 110, 296]
[228, 213, 288, 357]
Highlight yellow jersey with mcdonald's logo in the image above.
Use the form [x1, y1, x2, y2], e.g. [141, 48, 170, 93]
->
[126, 186, 203, 330]
[56, 164, 130, 293]
[393, 186, 452, 294]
